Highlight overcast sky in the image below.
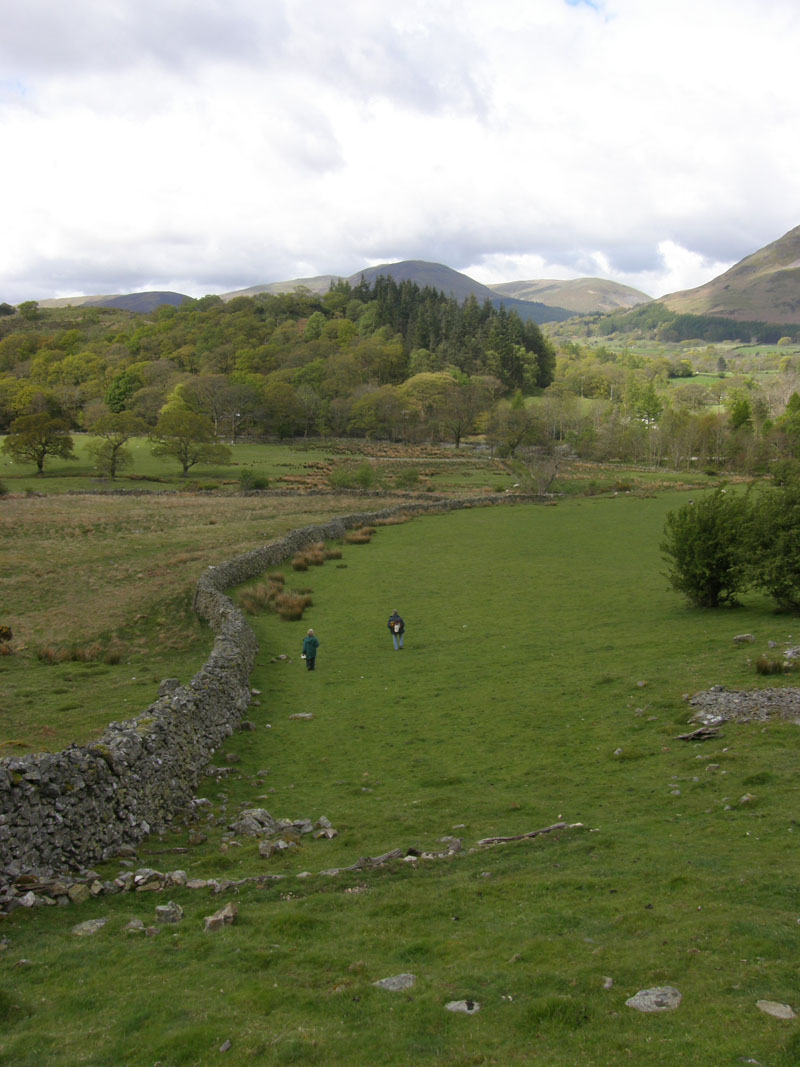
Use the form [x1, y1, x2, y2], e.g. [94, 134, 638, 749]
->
[2, 0, 799, 305]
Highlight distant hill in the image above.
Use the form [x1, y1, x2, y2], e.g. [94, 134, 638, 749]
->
[39, 291, 191, 312]
[345, 260, 573, 323]
[220, 276, 341, 300]
[84, 291, 191, 313]
[660, 224, 800, 324]
[39, 295, 107, 308]
[489, 277, 652, 315]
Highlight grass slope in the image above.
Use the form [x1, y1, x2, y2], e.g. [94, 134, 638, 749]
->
[661, 224, 800, 324]
[3, 495, 800, 1065]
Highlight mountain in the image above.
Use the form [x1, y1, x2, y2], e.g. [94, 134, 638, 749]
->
[85, 291, 191, 312]
[660, 225, 800, 324]
[39, 291, 191, 312]
[488, 277, 652, 315]
[220, 276, 341, 300]
[345, 260, 573, 323]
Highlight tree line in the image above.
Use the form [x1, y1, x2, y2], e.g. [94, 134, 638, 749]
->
[0, 278, 555, 461]
[4, 280, 800, 479]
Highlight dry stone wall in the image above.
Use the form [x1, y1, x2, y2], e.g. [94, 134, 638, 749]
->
[0, 494, 521, 899]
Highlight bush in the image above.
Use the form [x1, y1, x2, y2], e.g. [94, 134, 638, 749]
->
[748, 480, 800, 610]
[239, 469, 270, 491]
[661, 488, 752, 607]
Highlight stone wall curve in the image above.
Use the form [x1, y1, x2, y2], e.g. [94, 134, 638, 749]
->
[0, 493, 526, 897]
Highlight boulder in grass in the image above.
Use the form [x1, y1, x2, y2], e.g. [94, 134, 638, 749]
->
[625, 986, 682, 1012]
[373, 974, 416, 992]
[757, 1000, 796, 1019]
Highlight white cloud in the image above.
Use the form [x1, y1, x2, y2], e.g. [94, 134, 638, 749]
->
[2, 0, 800, 303]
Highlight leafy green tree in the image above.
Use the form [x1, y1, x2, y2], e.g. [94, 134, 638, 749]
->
[88, 411, 148, 478]
[1, 413, 77, 474]
[440, 376, 492, 449]
[262, 382, 304, 439]
[17, 300, 40, 321]
[150, 409, 231, 475]
[726, 389, 752, 430]
[748, 479, 800, 610]
[347, 386, 403, 439]
[105, 369, 144, 413]
[486, 392, 542, 456]
[661, 489, 752, 607]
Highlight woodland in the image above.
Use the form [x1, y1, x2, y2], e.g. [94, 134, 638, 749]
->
[3, 275, 800, 477]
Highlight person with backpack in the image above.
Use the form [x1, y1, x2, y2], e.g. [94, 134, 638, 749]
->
[387, 610, 405, 650]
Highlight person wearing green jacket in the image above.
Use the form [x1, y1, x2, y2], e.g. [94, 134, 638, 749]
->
[302, 628, 319, 671]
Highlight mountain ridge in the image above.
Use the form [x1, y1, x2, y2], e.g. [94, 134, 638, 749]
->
[660, 224, 800, 324]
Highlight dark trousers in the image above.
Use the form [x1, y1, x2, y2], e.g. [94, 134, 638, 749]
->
[306, 657, 316, 671]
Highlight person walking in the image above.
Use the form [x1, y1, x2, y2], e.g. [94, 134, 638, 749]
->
[302, 628, 319, 670]
[387, 610, 405, 650]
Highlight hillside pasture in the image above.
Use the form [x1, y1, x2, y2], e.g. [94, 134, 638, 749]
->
[4, 494, 800, 1065]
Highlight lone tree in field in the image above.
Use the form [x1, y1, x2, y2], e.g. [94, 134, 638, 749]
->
[1, 413, 77, 474]
[88, 411, 148, 478]
[150, 409, 232, 475]
[661, 488, 751, 607]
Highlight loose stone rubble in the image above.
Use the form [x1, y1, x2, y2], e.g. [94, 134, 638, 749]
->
[688, 685, 800, 726]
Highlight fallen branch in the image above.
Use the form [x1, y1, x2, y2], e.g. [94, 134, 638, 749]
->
[476, 821, 574, 847]
[676, 726, 721, 741]
[319, 848, 405, 877]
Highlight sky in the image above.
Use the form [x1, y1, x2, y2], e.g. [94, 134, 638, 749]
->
[2, 0, 800, 305]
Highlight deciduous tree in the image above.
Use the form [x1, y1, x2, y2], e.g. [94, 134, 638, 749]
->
[1, 413, 77, 474]
[88, 411, 148, 478]
[150, 409, 231, 474]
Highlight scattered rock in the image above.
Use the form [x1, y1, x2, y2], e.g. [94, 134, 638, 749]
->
[229, 809, 279, 836]
[373, 973, 416, 991]
[625, 986, 682, 1012]
[289, 713, 314, 721]
[603, 976, 614, 990]
[155, 900, 184, 924]
[756, 999, 796, 1019]
[219, 1039, 232, 1052]
[445, 999, 480, 1014]
[204, 902, 238, 932]
[734, 634, 755, 644]
[72, 918, 108, 937]
[125, 919, 146, 934]
[68, 883, 91, 905]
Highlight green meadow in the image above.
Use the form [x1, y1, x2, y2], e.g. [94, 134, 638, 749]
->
[4, 493, 800, 1065]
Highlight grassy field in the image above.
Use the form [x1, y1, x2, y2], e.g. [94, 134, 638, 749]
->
[0, 435, 513, 496]
[0, 441, 711, 754]
[3, 489, 800, 1065]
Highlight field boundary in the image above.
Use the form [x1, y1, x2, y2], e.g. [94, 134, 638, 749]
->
[0, 493, 529, 906]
